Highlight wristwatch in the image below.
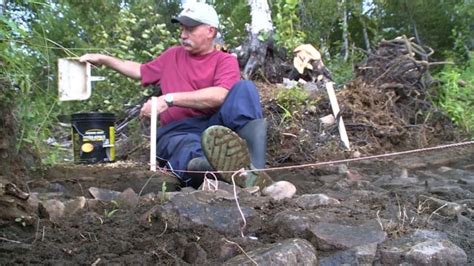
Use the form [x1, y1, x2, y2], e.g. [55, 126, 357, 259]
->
[164, 94, 174, 107]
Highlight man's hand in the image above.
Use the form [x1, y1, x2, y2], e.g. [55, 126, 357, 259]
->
[79, 54, 106, 65]
[78, 53, 141, 80]
[140, 95, 169, 119]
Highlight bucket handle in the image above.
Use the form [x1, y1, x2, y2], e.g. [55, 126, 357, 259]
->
[89, 76, 106, 82]
[72, 123, 114, 148]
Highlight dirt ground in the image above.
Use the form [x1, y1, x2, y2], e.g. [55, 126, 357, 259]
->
[0, 144, 473, 264]
[1, 38, 473, 264]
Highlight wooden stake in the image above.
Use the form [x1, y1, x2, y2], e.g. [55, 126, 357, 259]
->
[325, 82, 350, 150]
[150, 97, 158, 172]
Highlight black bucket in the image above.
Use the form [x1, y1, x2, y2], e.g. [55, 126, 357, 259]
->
[71, 112, 116, 164]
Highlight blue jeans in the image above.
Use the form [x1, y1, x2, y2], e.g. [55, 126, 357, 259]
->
[156, 80, 263, 186]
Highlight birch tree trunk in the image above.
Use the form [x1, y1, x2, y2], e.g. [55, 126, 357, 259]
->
[235, 0, 273, 79]
[341, 0, 349, 61]
[0, 0, 5, 15]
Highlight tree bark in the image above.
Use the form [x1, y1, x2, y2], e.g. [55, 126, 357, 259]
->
[235, 0, 273, 79]
[362, 20, 371, 52]
[341, 0, 349, 61]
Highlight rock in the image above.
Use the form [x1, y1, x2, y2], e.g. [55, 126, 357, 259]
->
[429, 185, 472, 200]
[319, 114, 335, 126]
[199, 180, 243, 194]
[271, 210, 321, 238]
[419, 196, 463, 217]
[318, 174, 342, 184]
[117, 188, 139, 209]
[224, 238, 317, 265]
[262, 181, 297, 200]
[88, 187, 121, 201]
[295, 194, 340, 209]
[183, 242, 207, 264]
[406, 240, 467, 265]
[27, 193, 39, 210]
[47, 182, 66, 193]
[438, 167, 474, 186]
[39, 199, 65, 222]
[86, 199, 100, 210]
[219, 241, 240, 260]
[306, 222, 386, 251]
[158, 190, 261, 235]
[64, 196, 86, 216]
[319, 243, 377, 266]
[377, 175, 419, 190]
[379, 229, 467, 265]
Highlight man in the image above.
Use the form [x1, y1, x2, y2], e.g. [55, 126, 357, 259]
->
[79, 2, 272, 189]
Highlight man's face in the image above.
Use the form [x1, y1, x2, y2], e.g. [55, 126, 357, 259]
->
[180, 24, 215, 55]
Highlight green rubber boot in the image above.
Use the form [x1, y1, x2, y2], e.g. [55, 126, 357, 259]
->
[201, 125, 273, 189]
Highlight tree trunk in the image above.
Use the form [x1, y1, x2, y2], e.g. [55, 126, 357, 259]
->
[362, 21, 371, 52]
[341, 0, 349, 61]
[235, 0, 273, 79]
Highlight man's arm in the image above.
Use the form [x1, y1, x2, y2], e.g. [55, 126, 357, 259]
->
[171, 86, 228, 109]
[79, 54, 141, 80]
[140, 86, 228, 118]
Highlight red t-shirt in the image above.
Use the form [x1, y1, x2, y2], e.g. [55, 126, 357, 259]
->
[141, 46, 240, 126]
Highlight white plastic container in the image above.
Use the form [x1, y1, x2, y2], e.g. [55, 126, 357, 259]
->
[57, 58, 105, 101]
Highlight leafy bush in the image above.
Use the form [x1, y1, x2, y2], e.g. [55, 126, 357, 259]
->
[435, 55, 474, 135]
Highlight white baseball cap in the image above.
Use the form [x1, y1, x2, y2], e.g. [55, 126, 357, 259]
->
[171, 2, 219, 28]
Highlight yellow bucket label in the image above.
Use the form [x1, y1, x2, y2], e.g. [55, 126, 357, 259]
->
[81, 143, 94, 153]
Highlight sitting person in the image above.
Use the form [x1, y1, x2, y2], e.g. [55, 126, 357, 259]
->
[80, 2, 272, 189]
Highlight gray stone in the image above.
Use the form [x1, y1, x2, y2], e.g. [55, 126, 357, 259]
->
[437, 167, 474, 186]
[183, 242, 207, 264]
[306, 222, 386, 251]
[64, 196, 86, 216]
[88, 187, 121, 201]
[379, 230, 467, 265]
[318, 174, 342, 184]
[319, 243, 377, 266]
[224, 238, 317, 265]
[429, 185, 472, 199]
[27, 192, 39, 210]
[199, 180, 243, 194]
[117, 188, 139, 209]
[379, 176, 419, 190]
[295, 194, 340, 209]
[419, 196, 464, 217]
[158, 190, 261, 235]
[47, 182, 66, 193]
[39, 199, 65, 222]
[262, 181, 297, 200]
[271, 210, 321, 238]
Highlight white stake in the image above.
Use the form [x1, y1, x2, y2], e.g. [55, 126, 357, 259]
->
[325, 82, 351, 150]
[150, 97, 158, 172]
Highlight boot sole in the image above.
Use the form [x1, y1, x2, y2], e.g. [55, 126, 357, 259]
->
[201, 125, 273, 189]
[201, 126, 251, 187]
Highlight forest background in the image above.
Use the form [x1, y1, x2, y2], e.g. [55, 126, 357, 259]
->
[1, 0, 473, 166]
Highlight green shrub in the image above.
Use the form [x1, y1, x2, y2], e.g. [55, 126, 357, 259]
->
[435, 54, 474, 135]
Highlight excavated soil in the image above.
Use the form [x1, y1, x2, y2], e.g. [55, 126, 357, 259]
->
[0, 146, 473, 264]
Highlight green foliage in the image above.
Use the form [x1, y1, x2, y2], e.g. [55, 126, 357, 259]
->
[214, 0, 251, 47]
[435, 56, 474, 135]
[160, 181, 168, 203]
[15, 216, 27, 227]
[276, 86, 312, 124]
[104, 200, 120, 218]
[3, 0, 178, 164]
[272, 0, 306, 52]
